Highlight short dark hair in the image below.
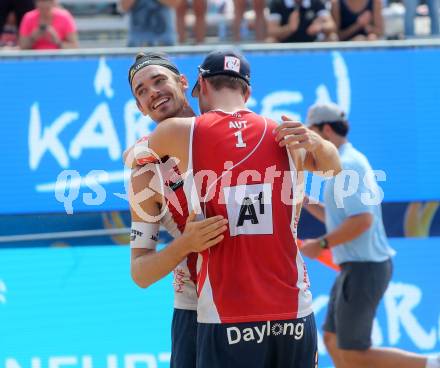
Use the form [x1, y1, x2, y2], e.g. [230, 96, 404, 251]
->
[205, 75, 249, 96]
[314, 121, 349, 137]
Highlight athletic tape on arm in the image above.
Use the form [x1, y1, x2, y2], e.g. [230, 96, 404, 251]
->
[130, 222, 160, 249]
[133, 136, 161, 165]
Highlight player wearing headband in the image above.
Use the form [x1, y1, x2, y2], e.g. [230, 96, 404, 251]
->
[127, 52, 227, 368]
[126, 49, 342, 367]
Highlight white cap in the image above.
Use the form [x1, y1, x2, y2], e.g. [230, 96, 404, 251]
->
[306, 102, 347, 126]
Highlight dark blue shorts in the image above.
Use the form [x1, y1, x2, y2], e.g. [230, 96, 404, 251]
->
[171, 308, 197, 368]
[197, 313, 318, 368]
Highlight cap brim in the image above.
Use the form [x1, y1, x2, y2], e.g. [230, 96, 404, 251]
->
[191, 80, 200, 98]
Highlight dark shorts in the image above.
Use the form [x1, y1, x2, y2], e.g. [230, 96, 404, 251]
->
[197, 314, 318, 368]
[171, 308, 197, 368]
[323, 259, 393, 350]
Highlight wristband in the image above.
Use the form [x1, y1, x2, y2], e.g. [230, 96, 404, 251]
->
[318, 237, 329, 249]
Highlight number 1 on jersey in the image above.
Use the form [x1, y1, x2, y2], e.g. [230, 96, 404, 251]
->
[234, 130, 246, 148]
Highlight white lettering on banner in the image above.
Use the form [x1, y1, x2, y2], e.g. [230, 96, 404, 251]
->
[81, 356, 92, 368]
[29, 103, 78, 170]
[384, 282, 437, 349]
[157, 353, 171, 363]
[49, 357, 77, 368]
[372, 318, 384, 346]
[94, 57, 114, 99]
[313, 52, 351, 115]
[258, 52, 350, 123]
[260, 91, 303, 122]
[29, 53, 351, 172]
[0, 279, 6, 304]
[29, 53, 352, 201]
[315, 84, 332, 106]
[5, 353, 170, 368]
[6, 358, 42, 368]
[69, 103, 121, 161]
[125, 354, 157, 368]
[332, 51, 351, 115]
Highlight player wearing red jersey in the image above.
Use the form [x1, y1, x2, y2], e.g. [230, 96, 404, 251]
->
[127, 49, 341, 367]
[127, 52, 227, 368]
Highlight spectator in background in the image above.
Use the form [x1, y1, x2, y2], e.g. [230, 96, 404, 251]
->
[176, 0, 207, 43]
[233, 0, 267, 41]
[19, 0, 78, 50]
[119, 0, 180, 47]
[302, 102, 440, 368]
[331, 0, 383, 40]
[404, 0, 439, 37]
[0, 0, 34, 37]
[1, 12, 18, 48]
[268, 0, 338, 42]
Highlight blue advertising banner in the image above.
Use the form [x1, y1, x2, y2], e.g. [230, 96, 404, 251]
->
[1, 47, 440, 215]
[0, 238, 439, 368]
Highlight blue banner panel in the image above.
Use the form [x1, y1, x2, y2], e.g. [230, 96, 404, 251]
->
[1, 48, 440, 215]
[0, 238, 439, 367]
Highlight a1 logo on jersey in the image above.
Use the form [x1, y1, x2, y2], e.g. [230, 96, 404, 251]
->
[223, 183, 273, 236]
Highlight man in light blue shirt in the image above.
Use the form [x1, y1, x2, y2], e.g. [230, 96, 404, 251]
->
[323, 140, 394, 265]
[302, 103, 440, 368]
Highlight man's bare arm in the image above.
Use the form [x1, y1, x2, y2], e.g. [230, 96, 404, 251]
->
[123, 117, 191, 171]
[131, 213, 227, 288]
[324, 213, 373, 248]
[300, 213, 373, 259]
[303, 138, 341, 175]
[274, 117, 342, 176]
[129, 166, 227, 288]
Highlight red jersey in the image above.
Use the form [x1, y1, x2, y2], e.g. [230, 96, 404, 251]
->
[185, 110, 312, 323]
[158, 159, 198, 310]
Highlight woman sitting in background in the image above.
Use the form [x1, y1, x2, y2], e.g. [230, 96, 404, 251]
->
[331, 0, 383, 40]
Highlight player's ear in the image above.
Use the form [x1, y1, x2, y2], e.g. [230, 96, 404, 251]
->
[199, 76, 208, 95]
[322, 123, 332, 135]
[179, 74, 189, 90]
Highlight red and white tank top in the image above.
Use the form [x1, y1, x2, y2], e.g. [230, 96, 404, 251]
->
[159, 160, 198, 310]
[183, 110, 312, 323]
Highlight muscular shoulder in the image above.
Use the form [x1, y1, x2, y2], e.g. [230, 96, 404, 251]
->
[157, 116, 193, 134]
[130, 165, 162, 202]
